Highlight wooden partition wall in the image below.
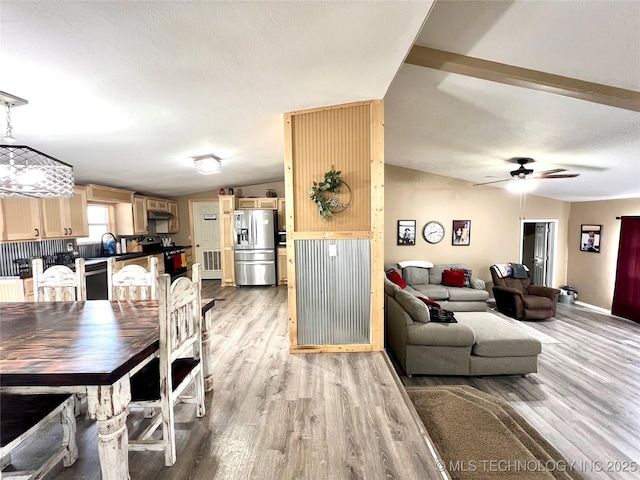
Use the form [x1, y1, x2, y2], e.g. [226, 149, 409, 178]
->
[284, 100, 384, 353]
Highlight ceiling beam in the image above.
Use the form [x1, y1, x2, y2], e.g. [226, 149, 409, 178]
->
[405, 46, 640, 112]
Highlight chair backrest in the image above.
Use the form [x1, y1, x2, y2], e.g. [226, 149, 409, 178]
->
[107, 256, 159, 300]
[0, 278, 25, 302]
[33, 258, 86, 302]
[158, 264, 202, 369]
[490, 265, 531, 293]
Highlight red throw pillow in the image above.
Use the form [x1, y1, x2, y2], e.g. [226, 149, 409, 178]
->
[442, 269, 465, 288]
[418, 297, 441, 309]
[386, 269, 407, 289]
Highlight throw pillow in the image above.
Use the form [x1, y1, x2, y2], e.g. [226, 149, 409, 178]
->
[385, 269, 406, 289]
[418, 297, 441, 309]
[452, 268, 472, 288]
[402, 266, 429, 285]
[442, 269, 465, 288]
[426, 305, 458, 323]
[395, 290, 430, 323]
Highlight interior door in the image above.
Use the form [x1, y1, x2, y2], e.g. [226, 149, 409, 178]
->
[193, 201, 221, 280]
[533, 223, 549, 285]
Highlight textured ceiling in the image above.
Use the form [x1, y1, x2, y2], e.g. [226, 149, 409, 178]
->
[386, 0, 640, 202]
[1, 1, 639, 202]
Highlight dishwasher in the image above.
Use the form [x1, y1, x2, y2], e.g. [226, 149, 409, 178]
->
[85, 263, 109, 300]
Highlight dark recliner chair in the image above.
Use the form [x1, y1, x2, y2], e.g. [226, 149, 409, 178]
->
[490, 265, 560, 320]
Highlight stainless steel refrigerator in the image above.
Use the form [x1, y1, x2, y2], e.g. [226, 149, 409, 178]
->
[233, 209, 277, 286]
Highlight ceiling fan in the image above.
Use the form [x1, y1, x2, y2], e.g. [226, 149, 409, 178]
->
[473, 157, 580, 189]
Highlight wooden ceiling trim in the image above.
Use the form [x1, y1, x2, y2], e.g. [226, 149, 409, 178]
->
[405, 45, 640, 112]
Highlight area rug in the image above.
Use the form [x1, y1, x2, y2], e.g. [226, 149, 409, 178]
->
[406, 386, 584, 480]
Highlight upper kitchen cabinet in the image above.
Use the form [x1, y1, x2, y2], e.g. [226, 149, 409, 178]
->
[236, 197, 278, 209]
[86, 184, 134, 203]
[146, 197, 169, 212]
[115, 195, 148, 235]
[0, 197, 42, 241]
[40, 186, 89, 238]
[167, 201, 179, 233]
[0, 186, 88, 241]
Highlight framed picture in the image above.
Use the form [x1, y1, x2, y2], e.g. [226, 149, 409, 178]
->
[580, 224, 602, 253]
[452, 220, 471, 246]
[397, 220, 416, 246]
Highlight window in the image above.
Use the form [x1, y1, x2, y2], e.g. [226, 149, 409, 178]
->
[77, 204, 112, 244]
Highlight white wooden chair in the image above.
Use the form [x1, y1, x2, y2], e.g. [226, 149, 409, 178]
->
[107, 256, 158, 301]
[32, 258, 86, 302]
[128, 264, 206, 466]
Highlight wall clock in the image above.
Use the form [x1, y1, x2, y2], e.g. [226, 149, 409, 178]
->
[422, 221, 445, 244]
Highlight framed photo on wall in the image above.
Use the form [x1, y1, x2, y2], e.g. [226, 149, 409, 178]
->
[452, 220, 471, 246]
[397, 220, 416, 245]
[580, 224, 602, 253]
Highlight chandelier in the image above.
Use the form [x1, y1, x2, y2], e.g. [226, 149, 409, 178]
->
[193, 154, 222, 175]
[0, 91, 74, 198]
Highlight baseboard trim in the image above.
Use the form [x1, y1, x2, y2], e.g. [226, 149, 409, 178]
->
[575, 301, 611, 315]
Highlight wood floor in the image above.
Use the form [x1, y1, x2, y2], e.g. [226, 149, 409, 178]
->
[9, 283, 442, 480]
[400, 303, 640, 480]
[8, 289, 639, 479]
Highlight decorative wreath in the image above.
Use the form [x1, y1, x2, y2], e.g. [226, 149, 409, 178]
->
[308, 169, 350, 220]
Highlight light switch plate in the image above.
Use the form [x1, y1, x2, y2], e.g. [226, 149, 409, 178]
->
[328, 244, 337, 257]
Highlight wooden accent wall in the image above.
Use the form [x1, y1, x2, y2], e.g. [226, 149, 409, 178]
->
[284, 100, 385, 353]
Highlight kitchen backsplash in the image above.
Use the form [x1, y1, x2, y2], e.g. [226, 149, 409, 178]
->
[0, 239, 69, 276]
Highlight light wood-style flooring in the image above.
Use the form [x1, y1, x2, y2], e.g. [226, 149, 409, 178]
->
[10, 283, 441, 479]
[400, 303, 640, 480]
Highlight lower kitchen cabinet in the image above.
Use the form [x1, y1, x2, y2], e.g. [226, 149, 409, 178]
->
[277, 247, 287, 285]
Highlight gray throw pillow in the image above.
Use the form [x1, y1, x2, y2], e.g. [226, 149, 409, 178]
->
[395, 290, 430, 323]
[384, 277, 401, 297]
[402, 266, 430, 285]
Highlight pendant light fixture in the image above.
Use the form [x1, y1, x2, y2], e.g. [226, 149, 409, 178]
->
[0, 91, 74, 198]
[193, 154, 222, 175]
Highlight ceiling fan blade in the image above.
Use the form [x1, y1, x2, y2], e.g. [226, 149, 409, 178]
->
[473, 178, 509, 186]
[539, 173, 580, 179]
[535, 169, 566, 176]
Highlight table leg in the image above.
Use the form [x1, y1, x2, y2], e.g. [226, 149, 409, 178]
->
[202, 308, 214, 392]
[86, 378, 131, 480]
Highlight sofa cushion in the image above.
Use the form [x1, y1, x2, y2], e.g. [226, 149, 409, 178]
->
[395, 290, 430, 323]
[402, 266, 430, 285]
[411, 283, 449, 300]
[445, 286, 489, 302]
[406, 322, 475, 347]
[455, 313, 542, 357]
[442, 269, 465, 287]
[383, 277, 401, 297]
[386, 269, 406, 289]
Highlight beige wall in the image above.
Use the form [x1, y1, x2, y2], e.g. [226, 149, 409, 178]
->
[169, 180, 285, 245]
[385, 165, 571, 287]
[567, 198, 640, 310]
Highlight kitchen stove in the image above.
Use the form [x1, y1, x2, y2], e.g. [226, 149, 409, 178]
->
[141, 237, 188, 279]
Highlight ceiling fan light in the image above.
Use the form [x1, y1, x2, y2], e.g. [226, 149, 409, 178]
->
[193, 154, 222, 175]
[506, 178, 537, 193]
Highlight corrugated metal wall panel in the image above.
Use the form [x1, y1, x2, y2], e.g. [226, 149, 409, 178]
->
[0, 239, 68, 276]
[295, 239, 370, 345]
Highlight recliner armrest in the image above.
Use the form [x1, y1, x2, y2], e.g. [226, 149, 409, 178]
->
[527, 285, 560, 300]
[493, 285, 524, 299]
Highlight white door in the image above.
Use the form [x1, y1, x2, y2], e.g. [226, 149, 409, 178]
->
[193, 201, 221, 280]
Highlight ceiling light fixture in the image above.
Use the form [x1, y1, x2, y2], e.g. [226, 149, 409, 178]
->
[193, 154, 222, 175]
[505, 177, 537, 194]
[0, 91, 74, 198]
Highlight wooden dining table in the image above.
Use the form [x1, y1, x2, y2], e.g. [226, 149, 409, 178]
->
[1, 300, 161, 480]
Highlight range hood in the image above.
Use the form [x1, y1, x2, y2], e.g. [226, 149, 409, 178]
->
[147, 210, 174, 220]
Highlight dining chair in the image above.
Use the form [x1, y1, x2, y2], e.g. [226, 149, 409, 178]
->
[127, 264, 206, 466]
[107, 256, 158, 300]
[32, 258, 86, 302]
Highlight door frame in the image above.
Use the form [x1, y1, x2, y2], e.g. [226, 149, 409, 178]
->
[519, 218, 558, 287]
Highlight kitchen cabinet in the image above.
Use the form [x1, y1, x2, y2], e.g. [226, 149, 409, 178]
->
[236, 197, 278, 209]
[167, 201, 179, 233]
[116, 253, 163, 274]
[185, 247, 193, 277]
[23, 277, 34, 302]
[86, 184, 134, 203]
[0, 197, 42, 241]
[277, 247, 287, 286]
[0, 186, 88, 241]
[115, 195, 148, 235]
[40, 186, 89, 238]
[277, 197, 286, 231]
[219, 195, 235, 287]
[147, 197, 169, 212]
